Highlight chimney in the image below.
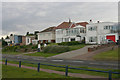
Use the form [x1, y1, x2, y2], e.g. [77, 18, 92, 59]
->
[97, 21, 100, 23]
[69, 18, 71, 23]
[89, 19, 92, 23]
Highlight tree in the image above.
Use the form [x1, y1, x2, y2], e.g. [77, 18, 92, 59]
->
[2, 39, 8, 47]
[1, 37, 4, 40]
[26, 32, 29, 35]
[5, 36, 9, 39]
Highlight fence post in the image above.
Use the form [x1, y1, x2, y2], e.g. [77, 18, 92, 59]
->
[5, 59, 7, 65]
[37, 63, 40, 72]
[65, 65, 68, 76]
[109, 71, 112, 80]
[19, 61, 21, 68]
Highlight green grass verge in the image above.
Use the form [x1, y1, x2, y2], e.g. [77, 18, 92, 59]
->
[2, 52, 22, 55]
[25, 44, 85, 57]
[93, 48, 118, 61]
[25, 52, 60, 57]
[2, 60, 120, 79]
[69, 44, 85, 51]
[2, 65, 72, 78]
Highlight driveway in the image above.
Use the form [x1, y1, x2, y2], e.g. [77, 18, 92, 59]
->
[48, 45, 98, 59]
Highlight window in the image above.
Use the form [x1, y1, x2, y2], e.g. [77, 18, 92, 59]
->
[89, 37, 97, 42]
[88, 26, 97, 31]
[48, 33, 51, 36]
[104, 25, 113, 30]
[80, 28, 85, 33]
[28, 39, 29, 43]
[65, 38, 69, 42]
[71, 38, 75, 41]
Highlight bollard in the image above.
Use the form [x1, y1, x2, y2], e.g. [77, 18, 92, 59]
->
[5, 59, 7, 65]
[37, 63, 40, 72]
[109, 71, 112, 80]
[19, 61, 21, 68]
[65, 65, 68, 76]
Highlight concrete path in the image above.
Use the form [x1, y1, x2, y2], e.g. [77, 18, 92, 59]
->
[2, 62, 107, 79]
[48, 45, 98, 59]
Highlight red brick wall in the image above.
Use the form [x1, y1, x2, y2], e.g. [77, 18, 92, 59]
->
[20, 36, 26, 45]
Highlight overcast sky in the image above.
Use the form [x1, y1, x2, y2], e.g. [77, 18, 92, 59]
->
[2, 2, 118, 38]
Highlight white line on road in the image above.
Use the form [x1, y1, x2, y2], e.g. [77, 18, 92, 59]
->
[72, 61, 84, 63]
[51, 60, 63, 62]
[89, 63, 99, 65]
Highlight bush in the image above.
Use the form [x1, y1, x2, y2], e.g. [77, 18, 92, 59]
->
[31, 45, 38, 49]
[29, 43, 32, 45]
[2, 46, 19, 52]
[42, 45, 70, 54]
[58, 41, 81, 46]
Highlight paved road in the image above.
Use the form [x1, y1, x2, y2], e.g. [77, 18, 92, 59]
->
[2, 54, 118, 69]
[48, 45, 98, 59]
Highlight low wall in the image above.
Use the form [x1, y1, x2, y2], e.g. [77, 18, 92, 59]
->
[88, 43, 116, 52]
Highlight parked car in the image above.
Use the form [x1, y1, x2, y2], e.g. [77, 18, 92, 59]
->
[106, 39, 114, 44]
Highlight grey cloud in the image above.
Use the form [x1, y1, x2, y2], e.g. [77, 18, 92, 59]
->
[2, 2, 118, 38]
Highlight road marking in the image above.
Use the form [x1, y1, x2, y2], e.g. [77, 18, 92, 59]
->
[32, 58, 43, 60]
[89, 63, 99, 64]
[51, 60, 63, 62]
[17, 57, 21, 58]
[72, 61, 84, 63]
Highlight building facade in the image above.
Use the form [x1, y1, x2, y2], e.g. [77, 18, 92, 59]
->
[26, 36, 36, 45]
[37, 27, 56, 43]
[56, 21, 88, 43]
[85, 21, 118, 44]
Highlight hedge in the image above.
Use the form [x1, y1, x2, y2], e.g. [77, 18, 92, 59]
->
[42, 45, 70, 54]
[58, 41, 81, 46]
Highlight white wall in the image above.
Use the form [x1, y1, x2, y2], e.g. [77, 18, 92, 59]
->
[38, 31, 55, 42]
[26, 36, 31, 45]
[56, 26, 86, 43]
[86, 22, 117, 44]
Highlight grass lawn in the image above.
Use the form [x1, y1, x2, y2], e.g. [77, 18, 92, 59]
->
[2, 65, 72, 78]
[69, 44, 85, 51]
[2, 60, 120, 79]
[25, 52, 60, 57]
[93, 48, 118, 61]
[2, 52, 22, 55]
[25, 44, 86, 57]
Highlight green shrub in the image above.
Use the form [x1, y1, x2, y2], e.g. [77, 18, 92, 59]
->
[42, 45, 70, 54]
[2, 46, 19, 52]
[31, 45, 38, 49]
[29, 43, 32, 45]
[58, 41, 81, 46]
[24, 48, 28, 52]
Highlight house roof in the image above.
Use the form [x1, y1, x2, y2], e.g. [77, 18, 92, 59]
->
[56, 22, 88, 29]
[40, 27, 56, 33]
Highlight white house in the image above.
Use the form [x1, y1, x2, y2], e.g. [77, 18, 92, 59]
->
[56, 21, 88, 43]
[32, 39, 38, 45]
[85, 20, 118, 44]
[37, 27, 56, 43]
[26, 36, 35, 45]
